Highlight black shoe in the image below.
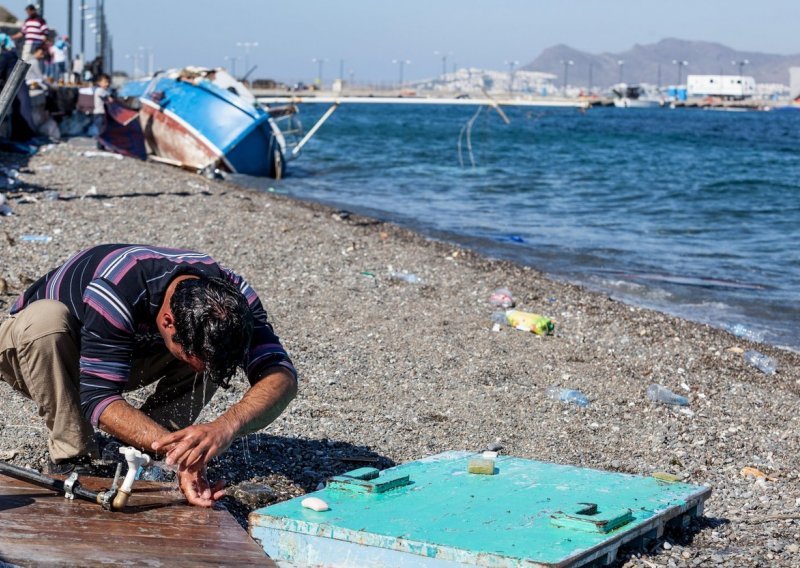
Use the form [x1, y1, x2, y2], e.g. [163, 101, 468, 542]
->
[45, 455, 92, 475]
[45, 455, 110, 477]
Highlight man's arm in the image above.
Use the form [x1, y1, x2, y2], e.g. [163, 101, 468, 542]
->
[152, 368, 297, 472]
[99, 400, 225, 507]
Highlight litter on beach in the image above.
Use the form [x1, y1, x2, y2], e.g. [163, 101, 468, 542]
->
[740, 467, 777, 481]
[82, 151, 124, 160]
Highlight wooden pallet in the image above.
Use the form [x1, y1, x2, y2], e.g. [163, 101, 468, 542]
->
[0, 473, 274, 567]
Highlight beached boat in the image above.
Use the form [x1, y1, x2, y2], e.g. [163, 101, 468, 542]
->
[119, 68, 289, 178]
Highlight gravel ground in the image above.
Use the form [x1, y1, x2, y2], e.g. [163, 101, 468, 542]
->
[1, 141, 799, 567]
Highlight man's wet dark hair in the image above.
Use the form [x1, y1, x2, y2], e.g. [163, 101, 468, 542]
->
[170, 276, 254, 388]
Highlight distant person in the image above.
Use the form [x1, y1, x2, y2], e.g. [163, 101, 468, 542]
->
[87, 55, 104, 82]
[24, 44, 47, 87]
[91, 73, 111, 145]
[50, 35, 68, 82]
[72, 53, 84, 82]
[0, 33, 17, 54]
[12, 4, 49, 65]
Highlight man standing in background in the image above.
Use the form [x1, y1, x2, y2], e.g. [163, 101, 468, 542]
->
[12, 4, 48, 65]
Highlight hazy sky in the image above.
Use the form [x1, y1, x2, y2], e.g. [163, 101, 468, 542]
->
[6, 0, 799, 82]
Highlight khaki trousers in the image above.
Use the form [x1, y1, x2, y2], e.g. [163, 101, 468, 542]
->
[0, 300, 217, 462]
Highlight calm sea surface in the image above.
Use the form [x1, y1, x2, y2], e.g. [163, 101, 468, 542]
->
[236, 105, 800, 351]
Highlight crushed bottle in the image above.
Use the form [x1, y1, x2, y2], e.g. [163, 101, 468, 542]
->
[390, 271, 421, 284]
[646, 383, 689, 406]
[743, 350, 777, 375]
[724, 323, 765, 343]
[546, 386, 589, 407]
[489, 287, 515, 309]
[20, 234, 53, 243]
[0, 194, 12, 216]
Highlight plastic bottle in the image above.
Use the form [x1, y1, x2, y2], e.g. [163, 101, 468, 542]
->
[724, 323, 765, 343]
[743, 350, 777, 375]
[390, 272, 421, 284]
[20, 234, 53, 243]
[505, 309, 554, 335]
[489, 287, 515, 309]
[646, 383, 689, 406]
[546, 386, 589, 407]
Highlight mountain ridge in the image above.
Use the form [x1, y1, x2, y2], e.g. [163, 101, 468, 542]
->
[521, 38, 800, 88]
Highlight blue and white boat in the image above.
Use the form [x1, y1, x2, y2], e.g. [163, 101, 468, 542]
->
[119, 68, 289, 178]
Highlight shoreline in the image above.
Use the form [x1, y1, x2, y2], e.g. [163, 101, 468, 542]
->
[2, 141, 800, 567]
[237, 177, 799, 356]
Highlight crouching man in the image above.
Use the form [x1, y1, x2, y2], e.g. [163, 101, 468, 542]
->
[0, 244, 297, 507]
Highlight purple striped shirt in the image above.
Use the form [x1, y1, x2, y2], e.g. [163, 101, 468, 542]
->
[11, 244, 296, 426]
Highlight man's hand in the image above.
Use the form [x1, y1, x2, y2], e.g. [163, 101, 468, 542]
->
[178, 468, 226, 507]
[152, 420, 236, 472]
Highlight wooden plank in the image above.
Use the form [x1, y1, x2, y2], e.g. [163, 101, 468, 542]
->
[0, 473, 274, 566]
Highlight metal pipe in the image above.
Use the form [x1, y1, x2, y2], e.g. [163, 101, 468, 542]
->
[0, 460, 101, 504]
[291, 102, 339, 156]
[0, 59, 31, 126]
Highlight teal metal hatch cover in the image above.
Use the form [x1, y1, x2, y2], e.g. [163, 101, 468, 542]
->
[249, 451, 711, 567]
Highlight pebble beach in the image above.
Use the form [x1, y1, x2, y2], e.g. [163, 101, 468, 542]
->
[1, 141, 800, 567]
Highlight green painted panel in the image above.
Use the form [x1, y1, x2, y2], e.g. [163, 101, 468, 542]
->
[251, 451, 711, 566]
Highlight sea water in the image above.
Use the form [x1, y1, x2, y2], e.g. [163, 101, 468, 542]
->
[236, 105, 800, 351]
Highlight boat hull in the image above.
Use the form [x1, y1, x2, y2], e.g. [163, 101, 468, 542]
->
[122, 75, 285, 178]
[613, 98, 662, 108]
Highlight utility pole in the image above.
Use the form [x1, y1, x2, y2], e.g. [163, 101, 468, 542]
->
[392, 59, 410, 89]
[731, 59, 748, 77]
[67, 0, 73, 64]
[434, 50, 451, 78]
[80, 3, 85, 64]
[504, 60, 519, 96]
[237, 42, 259, 78]
[672, 59, 688, 85]
[312, 57, 327, 87]
[560, 59, 574, 94]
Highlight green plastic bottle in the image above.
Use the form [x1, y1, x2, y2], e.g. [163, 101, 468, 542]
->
[504, 310, 554, 335]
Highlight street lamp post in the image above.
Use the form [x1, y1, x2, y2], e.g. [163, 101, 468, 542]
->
[311, 57, 327, 88]
[434, 50, 452, 78]
[224, 56, 237, 77]
[236, 41, 259, 78]
[560, 59, 574, 95]
[392, 59, 410, 89]
[67, 0, 73, 64]
[617, 60, 624, 84]
[731, 58, 749, 77]
[672, 59, 688, 85]
[504, 60, 519, 96]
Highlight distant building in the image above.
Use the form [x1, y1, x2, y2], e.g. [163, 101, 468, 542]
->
[414, 68, 558, 96]
[790, 68, 800, 101]
[686, 75, 756, 99]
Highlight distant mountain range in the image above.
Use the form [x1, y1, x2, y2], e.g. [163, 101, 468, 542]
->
[521, 38, 800, 88]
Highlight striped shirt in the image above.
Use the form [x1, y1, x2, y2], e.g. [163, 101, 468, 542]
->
[11, 244, 296, 426]
[21, 16, 48, 45]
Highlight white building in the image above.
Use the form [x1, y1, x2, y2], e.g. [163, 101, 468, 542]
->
[686, 75, 756, 99]
[790, 67, 800, 100]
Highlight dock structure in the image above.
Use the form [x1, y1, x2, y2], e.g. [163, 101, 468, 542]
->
[256, 94, 589, 109]
[0, 473, 273, 566]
